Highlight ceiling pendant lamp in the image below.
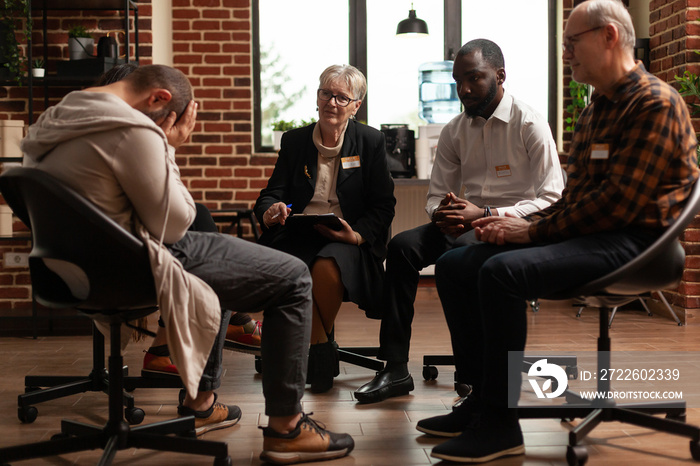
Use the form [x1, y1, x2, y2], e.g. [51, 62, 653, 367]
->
[396, 3, 429, 36]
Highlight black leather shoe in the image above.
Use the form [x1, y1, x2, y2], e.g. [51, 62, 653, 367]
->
[354, 370, 414, 404]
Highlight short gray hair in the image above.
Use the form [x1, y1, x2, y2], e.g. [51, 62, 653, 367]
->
[319, 65, 367, 101]
[583, 0, 635, 55]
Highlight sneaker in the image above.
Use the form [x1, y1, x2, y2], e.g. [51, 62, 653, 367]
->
[430, 420, 524, 463]
[260, 412, 354, 465]
[416, 395, 481, 437]
[142, 351, 179, 378]
[177, 393, 242, 436]
[225, 319, 262, 355]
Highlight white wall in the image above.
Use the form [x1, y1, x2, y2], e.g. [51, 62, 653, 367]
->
[151, 0, 173, 66]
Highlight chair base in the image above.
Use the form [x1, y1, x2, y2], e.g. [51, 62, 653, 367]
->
[0, 416, 230, 465]
[337, 346, 384, 372]
[519, 401, 700, 466]
[18, 324, 183, 425]
[520, 307, 700, 465]
[4, 320, 227, 465]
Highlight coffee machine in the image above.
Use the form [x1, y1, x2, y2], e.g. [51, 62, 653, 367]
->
[381, 124, 415, 178]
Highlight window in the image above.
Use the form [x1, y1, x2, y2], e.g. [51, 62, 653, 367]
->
[366, 1, 444, 131]
[461, 0, 550, 119]
[254, 0, 349, 148]
[254, 1, 557, 152]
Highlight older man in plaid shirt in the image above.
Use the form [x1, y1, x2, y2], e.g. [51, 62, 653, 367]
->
[416, 0, 700, 463]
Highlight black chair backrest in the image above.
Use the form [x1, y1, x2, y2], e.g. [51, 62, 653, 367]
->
[0, 167, 156, 313]
[547, 180, 700, 301]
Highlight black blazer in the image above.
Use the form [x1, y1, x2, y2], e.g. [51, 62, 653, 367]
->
[255, 120, 395, 259]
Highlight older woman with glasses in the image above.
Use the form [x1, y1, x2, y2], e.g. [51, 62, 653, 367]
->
[254, 64, 395, 393]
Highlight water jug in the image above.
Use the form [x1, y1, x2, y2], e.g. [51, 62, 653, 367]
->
[418, 61, 461, 123]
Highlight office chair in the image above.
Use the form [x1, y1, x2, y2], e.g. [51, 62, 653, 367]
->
[0, 167, 230, 465]
[518, 179, 700, 466]
[11, 193, 183, 426]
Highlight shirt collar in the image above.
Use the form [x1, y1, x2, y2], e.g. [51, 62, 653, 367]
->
[591, 61, 646, 105]
[469, 91, 512, 124]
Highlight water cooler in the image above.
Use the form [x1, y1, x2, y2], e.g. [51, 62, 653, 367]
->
[415, 61, 461, 178]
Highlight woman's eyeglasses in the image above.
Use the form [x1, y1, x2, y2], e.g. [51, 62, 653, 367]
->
[317, 89, 358, 107]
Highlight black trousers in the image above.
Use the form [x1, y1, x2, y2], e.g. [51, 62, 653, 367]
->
[377, 222, 478, 362]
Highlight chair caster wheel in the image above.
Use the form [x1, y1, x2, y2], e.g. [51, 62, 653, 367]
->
[255, 356, 263, 374]
[214, 456, 232, 466]
[422, 366, 438, 380]
[18, 406, 38, 423]
[455, 383, 471, 398]
[566, 445, 588, 465]
[690, 439, 700, 461]
[125, 407, 145, 425]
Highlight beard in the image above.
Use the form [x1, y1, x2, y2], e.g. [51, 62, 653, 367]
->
[463, 79, 498, 118]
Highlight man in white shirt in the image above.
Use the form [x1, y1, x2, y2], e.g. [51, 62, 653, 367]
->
[354, 39, 565, 404]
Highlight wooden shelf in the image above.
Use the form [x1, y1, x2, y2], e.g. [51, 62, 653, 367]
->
[31, 0, 136, 11]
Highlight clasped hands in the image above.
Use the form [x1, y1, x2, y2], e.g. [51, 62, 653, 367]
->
[432, 192, 482, 237]
[433, 192, 532, 245]
[263, 202, 357, 244]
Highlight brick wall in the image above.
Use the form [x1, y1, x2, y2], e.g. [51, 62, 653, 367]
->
[0, 1, 156, 317]
[650, 0, 700, 311]
[170, 0, 274, 213]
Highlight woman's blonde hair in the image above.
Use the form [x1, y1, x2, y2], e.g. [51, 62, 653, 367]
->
[319, 64, 367, 101]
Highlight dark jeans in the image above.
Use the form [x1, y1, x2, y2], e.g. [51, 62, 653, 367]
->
[168, 231, 312, 417]
[435, 227, 656, 412]
[377, 222, 479, 362]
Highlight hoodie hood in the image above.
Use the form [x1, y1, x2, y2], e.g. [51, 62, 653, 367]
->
[22, 90, 165, 164]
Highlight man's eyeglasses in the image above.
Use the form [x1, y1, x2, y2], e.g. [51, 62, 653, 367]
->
[561, 26, 603, 53]
[317, 89, 358, 107]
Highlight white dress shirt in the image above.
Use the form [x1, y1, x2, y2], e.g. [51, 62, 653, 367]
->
[426, 91, 564, 218]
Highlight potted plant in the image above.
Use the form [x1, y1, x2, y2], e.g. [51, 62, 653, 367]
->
[271, 119, 296, 150]
[271, 118, 317, 150]
[0, 0, 31, 85]
[67, 24, 93, 60]
[31, 58, 44, 78]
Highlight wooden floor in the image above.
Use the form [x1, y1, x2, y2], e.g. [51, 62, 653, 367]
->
[1, 289, 700, 465]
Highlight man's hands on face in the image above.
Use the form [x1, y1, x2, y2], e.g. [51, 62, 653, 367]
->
[472, 214, 532, 245]
[432, 192, 483, 237]
[160, 100, 198, 149]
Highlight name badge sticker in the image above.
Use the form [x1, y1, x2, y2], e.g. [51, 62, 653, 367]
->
[495, 164, 512, 177]
[342, 155, 361, 169]
[590, 143, 610, 160]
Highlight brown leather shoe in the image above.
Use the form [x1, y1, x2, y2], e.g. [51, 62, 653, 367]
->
[260, 413, 354, 464]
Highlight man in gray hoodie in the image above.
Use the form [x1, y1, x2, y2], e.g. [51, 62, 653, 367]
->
[20, 64, 354, 465]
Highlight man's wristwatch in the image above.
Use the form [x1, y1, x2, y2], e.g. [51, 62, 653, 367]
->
[483, 205, 492, 217]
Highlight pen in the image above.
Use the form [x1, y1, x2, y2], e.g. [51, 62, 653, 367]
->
[271, 203, 293, 219]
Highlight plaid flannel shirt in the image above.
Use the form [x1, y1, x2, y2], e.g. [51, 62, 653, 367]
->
[526, 62, 699, 242]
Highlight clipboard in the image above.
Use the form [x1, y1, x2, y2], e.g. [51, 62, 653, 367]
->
[286, 213, 343, 231]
